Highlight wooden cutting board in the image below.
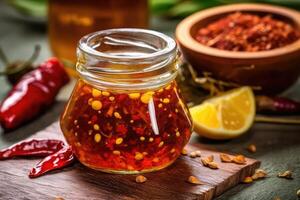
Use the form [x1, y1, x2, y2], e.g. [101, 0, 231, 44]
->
[0, 122, 260, 200]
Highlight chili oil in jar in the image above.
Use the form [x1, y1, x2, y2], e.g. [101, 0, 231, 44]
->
[60, 29, 193, 174]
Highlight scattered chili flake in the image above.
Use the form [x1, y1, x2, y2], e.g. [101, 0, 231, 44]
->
[207, 161, 219, 169]
[181, 149, 188, 155]
[55, 197, 65, 200]
[201, 155, 218, 169]
[247, 144, 257, 153]
[189, 150, 201, 158]
[252, 169, 267, 180]
[195, 150, 201, 157]
[189, 151, 197, 158]
[242, 176, 253, 184]
[232, 155, 246, 165]
[278, 170, 293, 179]
[201, 157, 210, 166]
[297, 189, 300, 197]
[195, 12, 300, 52]
[220, 153, 232, 163]
[135, 175, 147, 183]
[187, 176, 203, 185]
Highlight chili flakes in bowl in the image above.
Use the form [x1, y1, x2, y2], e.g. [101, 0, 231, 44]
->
[195, 12, 300, 52]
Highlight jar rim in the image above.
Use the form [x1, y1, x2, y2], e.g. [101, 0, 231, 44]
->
[76, 28, 179, 91]
[78, 28, 177, 62]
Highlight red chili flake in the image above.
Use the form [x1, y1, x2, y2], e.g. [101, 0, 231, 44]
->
[195, 12, 300, 52]
[116, 94, 128, 103]
[133, 126, 146, 135]
[132, 114, 141, 121]
[116, 123, 128, 135]
[91, 115, 98, 123]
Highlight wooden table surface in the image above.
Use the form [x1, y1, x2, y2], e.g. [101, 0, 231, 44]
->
[0, 2, 299, 200]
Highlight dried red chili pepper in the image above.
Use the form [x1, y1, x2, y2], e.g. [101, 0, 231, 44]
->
[0, 139, 65, 160]
[256, 96, 300, 115]
[29, 146, 75, 178]
[0, 57, 69, 130]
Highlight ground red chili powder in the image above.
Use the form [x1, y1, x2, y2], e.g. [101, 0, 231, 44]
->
[195, 12, 300, 52]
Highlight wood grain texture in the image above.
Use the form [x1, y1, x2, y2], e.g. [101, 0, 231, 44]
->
[0, 122, 259, 200]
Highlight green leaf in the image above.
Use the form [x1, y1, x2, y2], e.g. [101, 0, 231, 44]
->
[150, 0, 179, 14]
[6, 0, 47, 17]
[168, 1, 221, 18]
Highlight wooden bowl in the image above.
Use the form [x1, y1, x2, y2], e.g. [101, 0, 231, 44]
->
[176, 3, 300, 94]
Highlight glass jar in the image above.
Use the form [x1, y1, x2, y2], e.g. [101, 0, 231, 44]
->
[48, 0, 148, 76]
[60, 29, 193, 174]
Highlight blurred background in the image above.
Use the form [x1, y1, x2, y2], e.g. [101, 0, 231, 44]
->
[0, 0, 300, 100]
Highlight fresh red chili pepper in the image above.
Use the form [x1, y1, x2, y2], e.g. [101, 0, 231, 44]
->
[256, 96, 300, 114]
[29, 146, 75, 178]
[0, 57, 69, 130]
[0, 139, 65, 160]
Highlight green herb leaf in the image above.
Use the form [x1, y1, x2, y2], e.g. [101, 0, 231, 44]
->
[6, 0, 47, 17]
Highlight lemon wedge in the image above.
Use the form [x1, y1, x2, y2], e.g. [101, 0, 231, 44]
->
[190, 87, 255, 140]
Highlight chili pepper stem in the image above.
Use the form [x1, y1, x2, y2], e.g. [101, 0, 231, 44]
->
[0, 45, 40, 76]
[255, 116, 300, 125]
[0, 47, 9, 65]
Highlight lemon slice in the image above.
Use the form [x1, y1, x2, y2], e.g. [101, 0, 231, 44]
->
[190, 87, 255, 140]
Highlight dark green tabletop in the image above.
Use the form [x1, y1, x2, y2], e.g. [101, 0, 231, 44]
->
[0, 2, 299, 200]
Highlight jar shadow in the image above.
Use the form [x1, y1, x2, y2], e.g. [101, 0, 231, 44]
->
[69, 157, 200, 199]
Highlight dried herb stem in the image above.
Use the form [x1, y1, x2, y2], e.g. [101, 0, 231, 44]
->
[187, 64, 261, 96]
[255, 116, 300, 125]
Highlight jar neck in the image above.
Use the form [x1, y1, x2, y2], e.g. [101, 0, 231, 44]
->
[76, 29, 178, 91]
